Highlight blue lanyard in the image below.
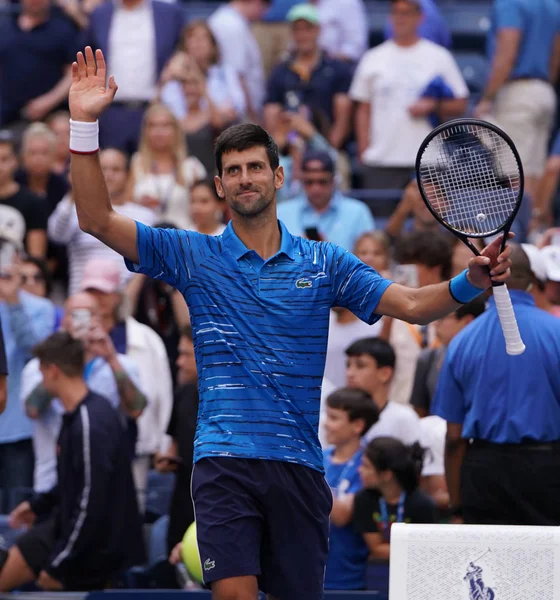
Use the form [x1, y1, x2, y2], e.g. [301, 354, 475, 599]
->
[83, 359, 97, 382]
[379, 492, 406, 541]
[329, 449, 361, 496]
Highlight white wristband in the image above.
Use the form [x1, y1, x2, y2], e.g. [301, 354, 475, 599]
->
[69, 119, 99, 154]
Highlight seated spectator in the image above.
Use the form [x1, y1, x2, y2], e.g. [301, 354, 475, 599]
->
[541, 244, 560, 317]
[274, 109, 339, 201]
[160, 21, 246, 124]
[314, 0, 368, 63]
[46, 112, 71, 177]
[410, 298, 485, 417]
[209, 0, 268, 118]
[353, 437, 436, 559]
[384, 231, 453, 404]
[48, 147, 156, 295]
[130, 104, 207, 227]
[0, 332, 144, 592]
[384, 0, 451, 48]
[84, 0, 184, 154]
[15, 123, 68, 216]
[0, 262, 54, 511]
[345, 338, 420, 445]
[18, 256, 63, 331]
[324, 232, 390, 388]
[156, 326, 199, 555]
[21, 291, 145, 494]
[264, 4, 353, 151]
[0, 131, 48, 258]
[277, 150, 375, 249]
[0, 0, 78, 129]
[190, 181, 226, 236]
[521, 243, 557, 314]
[80, 259, 174, 509]
[323, 388, 378, 591]
[351, 0, 468, 190]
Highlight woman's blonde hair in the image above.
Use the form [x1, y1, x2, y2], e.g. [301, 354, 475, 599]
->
[353, 230, 391, 256]
[21, 122, 57, 155]
[181, 20, 220, 66]
[137, 103, 187, 186]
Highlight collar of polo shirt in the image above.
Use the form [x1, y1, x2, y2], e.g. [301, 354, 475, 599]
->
[222, 220, 295, 261]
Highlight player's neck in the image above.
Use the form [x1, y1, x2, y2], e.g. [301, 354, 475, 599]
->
[332, 438, 361, 464]
[380, 480, 405, 504]
[231, 211, 281, 261]
[0, 180, 18, 198]
[57, 378, 89, 413]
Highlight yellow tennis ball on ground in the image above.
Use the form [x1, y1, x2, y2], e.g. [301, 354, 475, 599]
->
[181, 522, 203, 584]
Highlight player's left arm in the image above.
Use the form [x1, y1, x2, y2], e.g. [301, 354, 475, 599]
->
[376, 236, 512, 325]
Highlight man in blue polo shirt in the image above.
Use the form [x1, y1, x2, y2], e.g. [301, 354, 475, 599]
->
[277, 150, 375, 250]
[67, 46, 512, 600]
[264, 3, 353, 150]
[474, 0, 560, 198]
[433, 244, 560, 526]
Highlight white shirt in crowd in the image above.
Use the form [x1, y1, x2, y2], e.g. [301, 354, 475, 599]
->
[132, 156, 207, 229]
[48, 196, 157, 296]
[317, 0, 368, 62]
[419, 415, 446, 477]
[209, 4, 265, 111]
[350, 39, 468, 167]
[21, 354, 141, 493]
[108, 0, 157, 101]
[324, 310, 382, 389]
[364, 400, 420, 446]
[161, 64, 247, 121]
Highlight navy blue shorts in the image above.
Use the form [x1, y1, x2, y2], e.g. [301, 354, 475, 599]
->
[192, 457, 333, 599]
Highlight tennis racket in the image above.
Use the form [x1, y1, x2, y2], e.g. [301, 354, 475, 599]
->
[415, 118, 525, 356]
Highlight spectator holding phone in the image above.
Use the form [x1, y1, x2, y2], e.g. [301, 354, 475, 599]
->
[277, 150, 375, 250]
[21, 291, 146, 493]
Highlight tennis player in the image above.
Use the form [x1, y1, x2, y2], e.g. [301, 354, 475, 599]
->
[68, 47, 512, 600]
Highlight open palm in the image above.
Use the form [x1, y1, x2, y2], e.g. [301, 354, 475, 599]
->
[69, 46, 118, 122]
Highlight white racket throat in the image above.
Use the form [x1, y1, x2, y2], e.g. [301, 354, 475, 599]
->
[493, 284, 526, 355]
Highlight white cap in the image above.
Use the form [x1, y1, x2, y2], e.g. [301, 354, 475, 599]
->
[521, 243, 548, 283]
[541, 245, 560, 282]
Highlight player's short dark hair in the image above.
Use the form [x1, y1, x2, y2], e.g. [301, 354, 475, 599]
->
[345, 337, 396, 370]
[215, 124, 279, 176]
[326, 388, 379, 436]
[180, 325, 193, 342]
[454, 296, 485, 320]
[364, 436, 425, 493]
[32, 331, 85, 377]
[394, 231, 453, 281]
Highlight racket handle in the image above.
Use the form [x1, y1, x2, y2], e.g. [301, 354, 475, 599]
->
[493, 284, 526, 355]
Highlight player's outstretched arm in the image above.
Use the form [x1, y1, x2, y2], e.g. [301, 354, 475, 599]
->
[69, 47, 139, 263]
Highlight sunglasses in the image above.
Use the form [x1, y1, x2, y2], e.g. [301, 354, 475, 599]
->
[302, 177, 332, 187]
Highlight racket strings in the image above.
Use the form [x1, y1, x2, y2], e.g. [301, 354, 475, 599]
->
[419, 123, 521, 236]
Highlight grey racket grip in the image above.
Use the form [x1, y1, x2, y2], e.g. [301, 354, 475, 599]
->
[493, 284, 526, 355]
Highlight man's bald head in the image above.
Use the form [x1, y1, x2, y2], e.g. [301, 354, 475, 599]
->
[506, 243, 533, 291]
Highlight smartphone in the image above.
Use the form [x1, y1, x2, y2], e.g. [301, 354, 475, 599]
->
[71, 309, 92, 339]
[285, 91, 301, 114]
[304, 227, 322, 242]
[392, 264, 419, 288]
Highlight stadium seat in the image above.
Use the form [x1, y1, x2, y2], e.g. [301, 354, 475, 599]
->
[444, 3, 491, 52]
[144, 471, 174, 524]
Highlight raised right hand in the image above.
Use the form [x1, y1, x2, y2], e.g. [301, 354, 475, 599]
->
[9, 501, 36, 529]
[69, 47, 118, 122]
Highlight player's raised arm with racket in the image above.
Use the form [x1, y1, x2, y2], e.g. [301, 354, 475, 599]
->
[68, 47, 139, 263]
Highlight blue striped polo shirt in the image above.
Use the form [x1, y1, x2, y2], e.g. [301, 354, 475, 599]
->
[126, 220, 392, 472]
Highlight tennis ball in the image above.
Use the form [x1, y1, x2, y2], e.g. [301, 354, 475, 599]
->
[181, 522, 203, 584]
[476, 213, 486, 222]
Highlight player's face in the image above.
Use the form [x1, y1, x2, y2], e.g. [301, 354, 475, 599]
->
[22, 136, 54, 176]
[176, 335, 197, 385]
[0, 143, 17, 185]
[354, 237, 388, 273]
[358, 455, 380, 489]
[346, 354, 391, 395]
[215, 147, 284, 220]
[324, 407, 363, 446]
[100, 149, 128, 199]
[292, 20, 320, 55]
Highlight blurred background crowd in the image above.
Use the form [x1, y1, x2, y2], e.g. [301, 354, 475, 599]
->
[0, 0, 559, 594]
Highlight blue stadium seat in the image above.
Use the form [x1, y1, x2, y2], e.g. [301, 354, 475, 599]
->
[444, 3, 491, 52]
[144, 471, 174, 524]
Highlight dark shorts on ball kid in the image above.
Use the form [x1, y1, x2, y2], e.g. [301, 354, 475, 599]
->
[192, 456, 333, 599]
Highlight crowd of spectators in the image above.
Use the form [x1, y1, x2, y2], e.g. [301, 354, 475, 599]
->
[0, 0, 558, 593]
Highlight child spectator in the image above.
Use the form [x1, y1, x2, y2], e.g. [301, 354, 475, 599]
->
[190, 181, 226, 236]
[323, 388, 379, 591]
[353, 436, 436, 559]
